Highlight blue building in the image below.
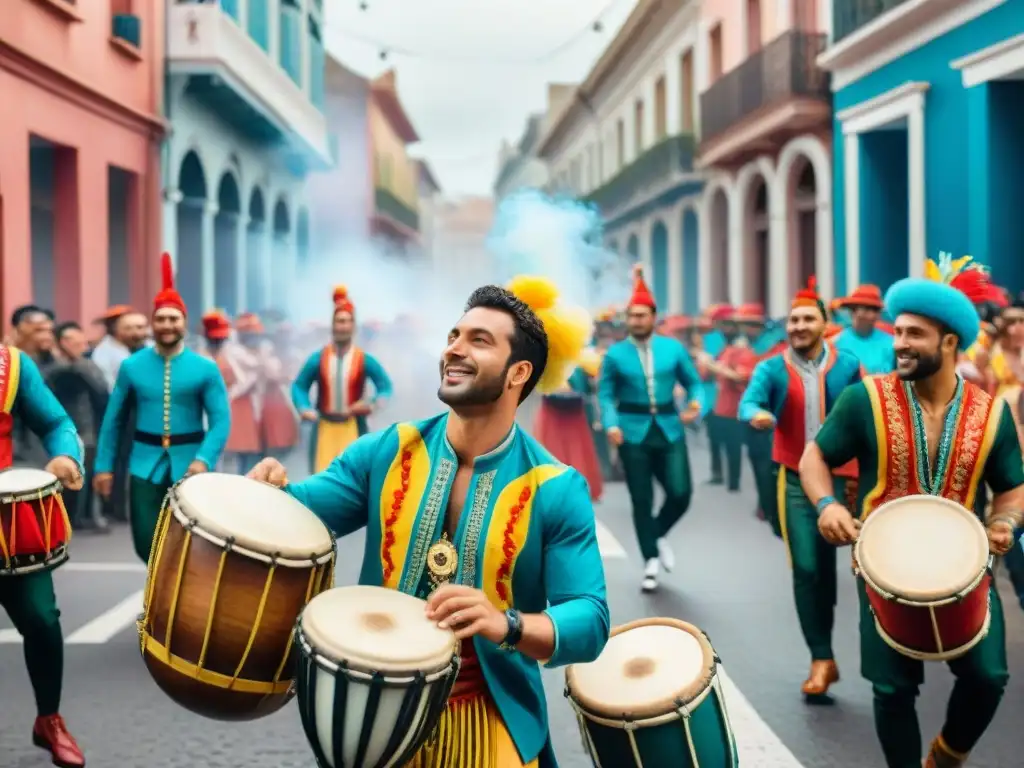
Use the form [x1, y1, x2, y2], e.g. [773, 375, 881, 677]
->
[163, 0, 333, 319]
[821, 0, 1024, 295]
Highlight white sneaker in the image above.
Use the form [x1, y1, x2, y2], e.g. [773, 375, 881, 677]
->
[657, 538, 675, 572]
[642, 558, 659, 592]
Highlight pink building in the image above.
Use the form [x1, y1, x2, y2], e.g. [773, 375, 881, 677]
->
[697, 0, 834, 316]
[0, 0, 165, 328]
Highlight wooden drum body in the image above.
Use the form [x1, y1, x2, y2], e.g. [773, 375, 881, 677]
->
[0, 468, 71, 576]
[295, 586, 460, 768]
[140, 473, 335, 721]
[565, 618, 738, 768]
[854, 495, 992, 662]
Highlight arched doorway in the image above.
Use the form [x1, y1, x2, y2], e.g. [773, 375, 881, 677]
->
[296, 208, 311, 275]
[708, 189, 729, 302]
[790, 160, 817, 293]
[682, 208, 699, 314]
[246, 189, 265, 312]
[272, 198, 291, 309]
[214, 172, 241, 315]
[626, 234, 639, 262]
[176, 152, 207, 317]
[650, 221, 669, 309]
[743, 175, 770, 305]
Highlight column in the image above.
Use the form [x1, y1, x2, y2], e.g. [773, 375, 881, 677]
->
[698, 198, 711, 308]
[843, 132, 861, 293]
[235, 213, 249, 311]
[667, 210, 683, 314]
[202, 201, 218, 312]
[727, 187, 744, 305]
[907, 102, 927, 278]
[299, 0, 311, 93]
[665, 51, 682, 137]
[966, 85, 991, 270]
[768, 177, 788, 317]
[162, 188, 182, 266]
[643, 79, 656, 148]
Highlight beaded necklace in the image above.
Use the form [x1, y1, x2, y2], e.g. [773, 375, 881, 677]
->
[905, 376, 964, 495]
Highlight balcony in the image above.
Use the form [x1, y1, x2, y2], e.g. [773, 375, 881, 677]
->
[833, 0, 912, 44]
[167, 2, 331, 170]
[699, 30, 830, 168]
[586, 133, 697, 223]
[374, 187, 419, 235]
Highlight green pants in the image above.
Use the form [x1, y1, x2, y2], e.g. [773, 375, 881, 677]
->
[715, 415, 744, 491]
[0, 570, 64, 715]
[859, 581, 1008, 767]
[746, 426, 775, 519]
[130, 475, 173, 564]
[706, 414, 723, 482]
[618, 425, 692, 561]
[778, 467, 842, 661]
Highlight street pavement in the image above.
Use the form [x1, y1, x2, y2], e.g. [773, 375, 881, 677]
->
[1, 442, 1022, 767]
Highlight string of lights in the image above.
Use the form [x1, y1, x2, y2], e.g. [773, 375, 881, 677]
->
[328, 0, 628, 62]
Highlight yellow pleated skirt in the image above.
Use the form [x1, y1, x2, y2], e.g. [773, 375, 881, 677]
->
[313, 419, 360, 473]
[404, 694, 539, 768]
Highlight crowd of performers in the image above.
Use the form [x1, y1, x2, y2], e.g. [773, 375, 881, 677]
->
[2, 244, 1024, 768]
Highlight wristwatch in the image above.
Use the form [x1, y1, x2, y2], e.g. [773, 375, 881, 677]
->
[815, 495, 838, 515]
[499, 609, 523, 651]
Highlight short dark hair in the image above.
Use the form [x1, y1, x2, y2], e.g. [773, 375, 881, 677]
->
[11, 304, 51, 327]
[55, 321, 81, 340]
[464, 285, 548, 402]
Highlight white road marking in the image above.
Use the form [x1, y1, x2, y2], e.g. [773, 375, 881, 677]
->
[595, 520, 627, 559]
[719, 666, 806, 766]
[0, 628, 22, 644]
[60, 562, 146, 573]
[64, 590, 145, 644]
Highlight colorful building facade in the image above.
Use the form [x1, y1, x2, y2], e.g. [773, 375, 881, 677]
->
[821, 0, 1024, 294]
[0, 0, 165, 325]
[163, 0, 332, 320]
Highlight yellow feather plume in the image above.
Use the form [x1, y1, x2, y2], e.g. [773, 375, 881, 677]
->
[506, 275, 558, 311]
[577, 347, 602, 378]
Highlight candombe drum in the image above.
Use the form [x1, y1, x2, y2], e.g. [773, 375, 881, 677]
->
[295, 586, 460, 768]
[854, 494, 992, 661]
[565, 618, 738, 767]
[140, 473, 335, 720]
[0, 468, 72, 576]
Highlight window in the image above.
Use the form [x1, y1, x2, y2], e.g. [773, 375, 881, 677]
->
[709, 24, 723, 82]
[633, 99, 644, 155]
[654, 76, 667, 140]
[680, 50, 694, 132]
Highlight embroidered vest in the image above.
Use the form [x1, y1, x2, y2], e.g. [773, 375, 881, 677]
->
[316, 345, 366, 415]
[0, 346, 21, 469]
[861, 374, 999, 516]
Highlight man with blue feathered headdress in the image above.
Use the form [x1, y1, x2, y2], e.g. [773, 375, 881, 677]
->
[800, 253, 1024, 768]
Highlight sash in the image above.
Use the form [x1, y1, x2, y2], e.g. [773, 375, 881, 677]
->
[317, 344, 366, 414]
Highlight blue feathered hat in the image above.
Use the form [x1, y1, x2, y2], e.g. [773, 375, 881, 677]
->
[884, 252, 985, 350]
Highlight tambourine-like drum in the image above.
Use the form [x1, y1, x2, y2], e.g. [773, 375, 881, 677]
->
[854, 494, 992, 661]
[565, 618, 737, 768]
[295, 586, 460, 768]
[0, 468, 71, 576]
[140, 473, 335, 720]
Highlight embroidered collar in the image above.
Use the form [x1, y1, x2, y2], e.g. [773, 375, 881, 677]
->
[905, 376, 965, 494]
[440, 414, 518, 472]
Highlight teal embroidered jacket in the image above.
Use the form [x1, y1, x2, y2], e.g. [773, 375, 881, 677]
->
[291, 346, 394, 415]
[95, 347, 230, 482]
[4, 347, 83, 469]
[597, 335, 705, 445]
[285, 412, 610, 764]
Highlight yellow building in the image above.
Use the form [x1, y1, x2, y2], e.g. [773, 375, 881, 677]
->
[369, 70, 420, 244]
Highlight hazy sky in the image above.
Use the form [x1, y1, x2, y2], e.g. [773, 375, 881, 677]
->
[323, 0, 638, 197]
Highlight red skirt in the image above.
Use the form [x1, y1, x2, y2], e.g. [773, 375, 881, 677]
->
[533, 398, 603, 501]
[261, 388, 299, 451]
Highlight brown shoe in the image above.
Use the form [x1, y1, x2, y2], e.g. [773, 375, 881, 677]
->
[801, 660, 840, 697]
[32, 714, 85, 767]
[923, 735, 967, 768]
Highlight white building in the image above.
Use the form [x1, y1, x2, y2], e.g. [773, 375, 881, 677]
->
[493, 113, 548, 200]
[535, 0, 704, 314]
[416, 159, 442, 262]
[163, 0, 333, 320]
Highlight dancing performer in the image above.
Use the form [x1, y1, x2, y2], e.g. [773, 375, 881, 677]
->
[259, 320, 301, 461]
[598, 266, 704, 592]
[224, 313, 265, 474]
[94, 253, 230, 563]
[0, 343, 87, 766]
[739, 277, 862, 699]
[696, 304, 732, 486]
[248, 278, 608, 767]
[735, 304, 776, 519]
[800, 255, 1022, 768]
[292, 285, 393, 474]
[833, 285, 895, 375]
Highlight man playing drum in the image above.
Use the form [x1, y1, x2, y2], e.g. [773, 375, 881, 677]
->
[250, 277, 610, 767]
[799, 254, 1023, 768]
[0, 342, 88, 766]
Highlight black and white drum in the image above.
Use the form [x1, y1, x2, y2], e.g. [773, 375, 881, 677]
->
[295, 586, 460, 768]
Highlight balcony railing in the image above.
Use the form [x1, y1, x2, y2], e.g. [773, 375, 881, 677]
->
[586, 133, 696, 215]
[375, 187, 419, 232]
[833, 0, 912, 44]
[700, 30, 829, 146]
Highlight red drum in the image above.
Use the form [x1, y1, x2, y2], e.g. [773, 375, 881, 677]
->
[0, 468, 71, 576]
[854, 495, 992, 661]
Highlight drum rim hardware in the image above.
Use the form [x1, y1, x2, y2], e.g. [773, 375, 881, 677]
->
[0, 475, 63, 504]
[0, 471, 72, 577]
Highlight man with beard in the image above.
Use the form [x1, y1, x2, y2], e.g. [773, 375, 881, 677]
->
[10, 306, 58, 469]
[93, 253, 230, 563]
[292, 285, 393, 473]
[246, 277, 608, 768]
[799, 255, 1022, 768]
[833, 284, 895, 375]
[739, 277, 862, 700]
[598, 265, 704, 593]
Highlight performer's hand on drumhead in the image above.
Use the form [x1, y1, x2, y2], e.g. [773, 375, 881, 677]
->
[46, 456, 83, 491]
[817, 503, 861, 546]
[986, 519, 1015, 555]
[246, 458, 289, 488]
[606, 427, 624, 447]
[425, 585, 506, 643]
[93, 472, 114, 498]
[185, 460, 208, 477]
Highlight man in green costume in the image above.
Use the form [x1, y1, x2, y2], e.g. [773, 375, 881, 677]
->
[597, 265, 704, 592]
[800, 255, 1023, 768]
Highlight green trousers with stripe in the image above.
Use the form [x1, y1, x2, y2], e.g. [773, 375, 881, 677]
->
[777, 466, 844, 662]
[0, 570, 64, 715]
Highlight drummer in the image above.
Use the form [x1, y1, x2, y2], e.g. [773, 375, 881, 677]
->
[249, 278, 610, 767]
[0, 341, 87, 766]
[799, 255, 1023, 768]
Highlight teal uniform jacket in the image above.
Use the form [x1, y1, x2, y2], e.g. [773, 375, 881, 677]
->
[285, 412, 610, 765]
[597, 335, 705, 445]
[5, 347, 83, 468]
[291, 346, 394, 420]
[834, 326, 895, 375]
[95, 347, 230, 482]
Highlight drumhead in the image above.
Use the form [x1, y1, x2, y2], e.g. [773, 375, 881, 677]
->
[566, 618, 714, 720]
[173, 473, 333, 559]
[0, 468, 59, 495]
[857, 494, 989, 601]
[301, 586, 457, 674]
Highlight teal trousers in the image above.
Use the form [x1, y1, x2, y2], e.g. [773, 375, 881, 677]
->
[0, 570, 64, 715]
